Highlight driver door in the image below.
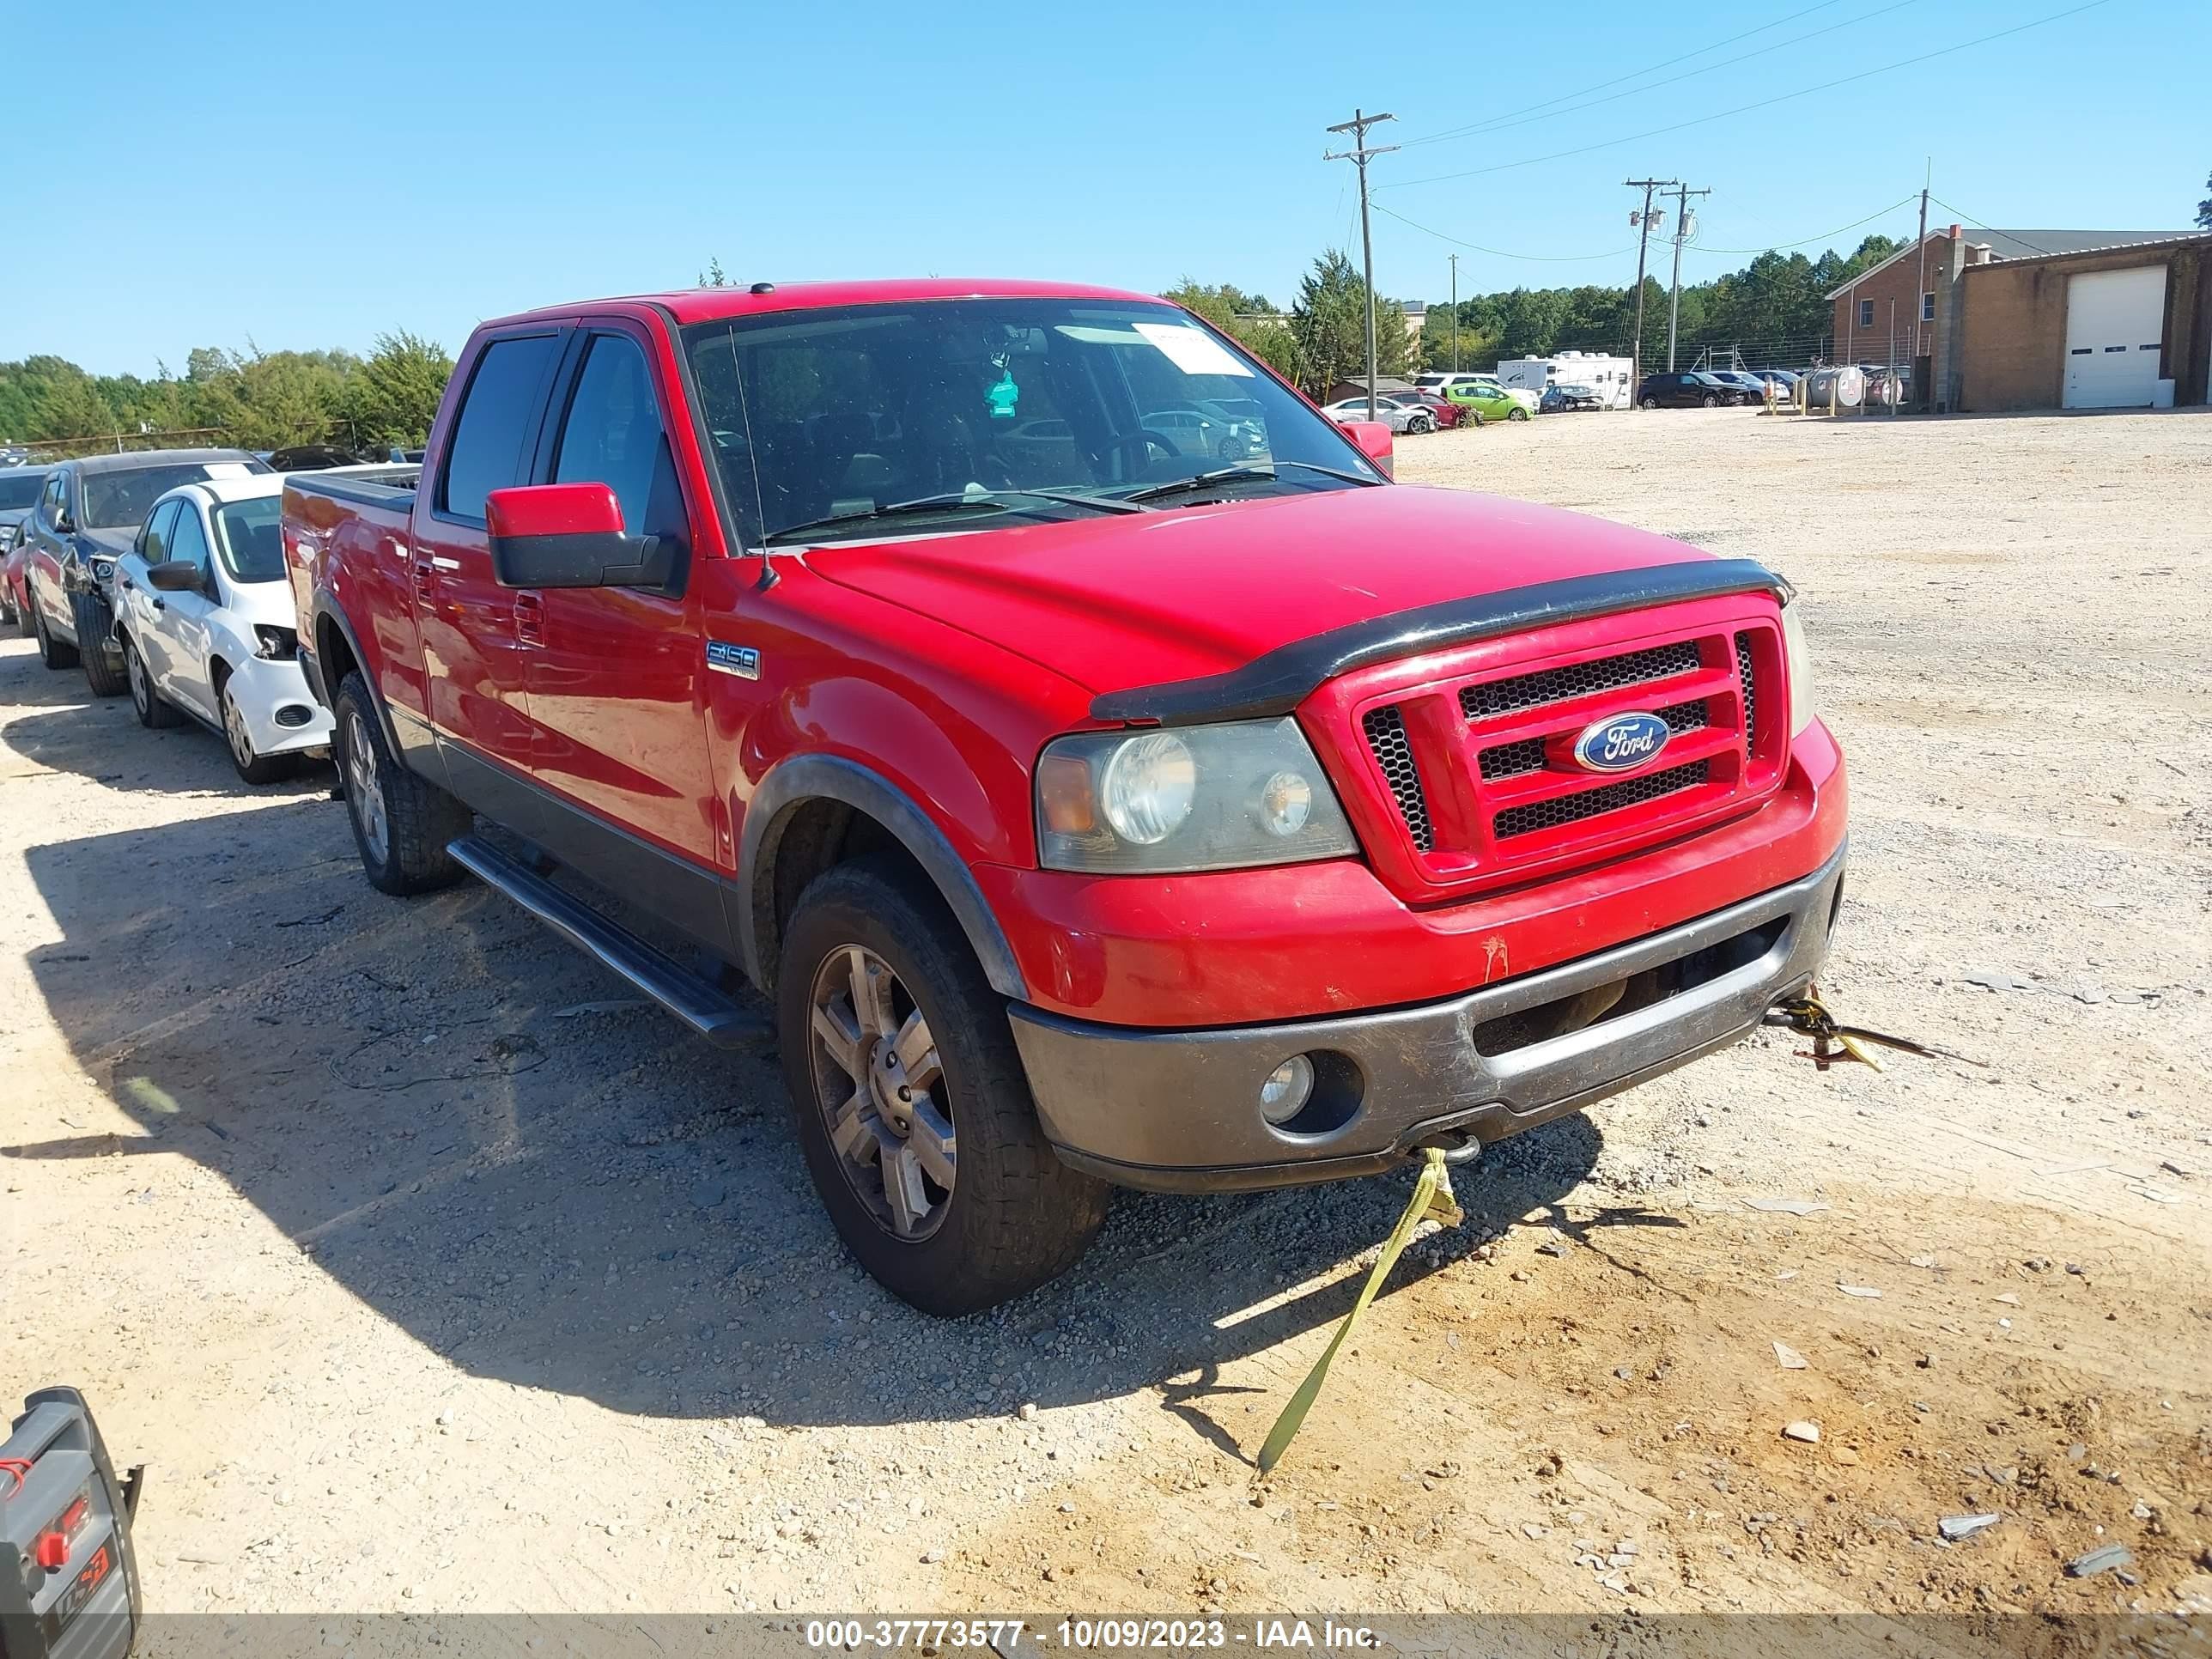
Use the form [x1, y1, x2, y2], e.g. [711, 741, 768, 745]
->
[155, 503, 220, 722]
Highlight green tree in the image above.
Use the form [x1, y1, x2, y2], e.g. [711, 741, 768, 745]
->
[2197, 170, 2211, 230]
[699, 257, 730, 288]
[1289, 250, 1406, 396]
[347, 331, 454, 451]
[35, 373, 116, 441]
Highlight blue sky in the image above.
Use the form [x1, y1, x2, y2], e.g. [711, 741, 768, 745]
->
[8, 0, 2202, 376]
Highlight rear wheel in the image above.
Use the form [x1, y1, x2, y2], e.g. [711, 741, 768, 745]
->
[32, 588, 77, 670]
[124, 635, 178, 729]
[333, 671, 470, 893]
[779, 857, 1110, 1316]
[220, 675, 301, 786]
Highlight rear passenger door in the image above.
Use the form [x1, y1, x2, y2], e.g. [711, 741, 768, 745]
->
[523, 324, 719, 871]
[414, 327, 566, 787]
[125, 499, 181, 688]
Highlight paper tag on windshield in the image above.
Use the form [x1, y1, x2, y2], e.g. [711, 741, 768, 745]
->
[205, 463, 254, 478]
[1133, 322, 1251, 378]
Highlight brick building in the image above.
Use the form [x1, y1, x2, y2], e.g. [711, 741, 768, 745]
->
[1826, 228, 2196, 409]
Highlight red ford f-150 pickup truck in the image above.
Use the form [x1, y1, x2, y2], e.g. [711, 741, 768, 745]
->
[284, 279, 1846, 1314]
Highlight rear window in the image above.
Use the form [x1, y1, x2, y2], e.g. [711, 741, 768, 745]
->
[214, 497, 284, 582]
[440, 333, 560, 520]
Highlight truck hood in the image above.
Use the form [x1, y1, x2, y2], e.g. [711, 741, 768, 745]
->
[79, 528, 139, 559]
[803, 484, 1726, 703]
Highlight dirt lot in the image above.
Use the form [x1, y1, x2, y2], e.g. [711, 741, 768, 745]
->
[3, 409, 2209, 1635]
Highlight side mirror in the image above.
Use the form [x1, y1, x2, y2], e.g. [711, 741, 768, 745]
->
[52, 508, 75, 534]
[1345, 420, 1395, 478]
[145, 560, 203, 592]
[485, 483, 677, 590]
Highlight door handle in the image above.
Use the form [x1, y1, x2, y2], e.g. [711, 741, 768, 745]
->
[513, 591, 544, 647]
[410, 558, 436, 601]
[150, 597, 166, 611]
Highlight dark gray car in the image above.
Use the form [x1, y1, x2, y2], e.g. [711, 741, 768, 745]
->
[20, 448, 270, 696]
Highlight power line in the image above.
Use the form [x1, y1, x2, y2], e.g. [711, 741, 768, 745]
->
[1401, 0, 1921, 152]
[1372, 203, 1634, 262]
[1678, 193, 1921, 256]
[1929, 197, 2055, 255]
[1377, 0, 2115, 194]
[1397, 0, 1856, 148]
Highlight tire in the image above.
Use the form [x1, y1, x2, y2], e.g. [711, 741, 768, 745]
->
[1469, 409, 1486, 428]
[218, 672, 301, 786]
[1640, 396, 1658, 410]
[1701, 392, 1719, 408]
[32, 588, 77, 670]
[75, 595, 127, 697]
[778, 856, 1110, 1316]
[333, 670, 470, 893]
[123, 634, 179, 729]
[1407, 414, 1431, 434]
[1508, 405, 1530, 422]
[13, 590, 30, 636]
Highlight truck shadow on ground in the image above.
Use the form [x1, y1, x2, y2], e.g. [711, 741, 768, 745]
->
[7, 667, 1614, 1444]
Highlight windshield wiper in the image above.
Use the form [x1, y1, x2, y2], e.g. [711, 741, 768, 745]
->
[1118, 459, 1382, 505]
[765, 487, 1146, 545]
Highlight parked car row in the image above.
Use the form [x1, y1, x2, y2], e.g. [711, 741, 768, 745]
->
[1321, 375, 1540, 434]
[9, 447, 341, 782]
[1635, 368, 1802, 408]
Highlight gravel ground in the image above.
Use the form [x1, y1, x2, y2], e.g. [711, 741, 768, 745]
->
[3, 407, 2208, 1634]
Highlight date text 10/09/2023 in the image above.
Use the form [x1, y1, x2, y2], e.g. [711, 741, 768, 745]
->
[803, 1621, 1382, 1650]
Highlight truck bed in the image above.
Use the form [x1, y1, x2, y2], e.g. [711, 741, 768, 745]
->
[286, 464, 422, 511]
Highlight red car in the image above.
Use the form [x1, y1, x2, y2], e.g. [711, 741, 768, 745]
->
[1403, 390, 1469, 428]
[285, 279, 1847, 1314]
[1, 465, 47, 631]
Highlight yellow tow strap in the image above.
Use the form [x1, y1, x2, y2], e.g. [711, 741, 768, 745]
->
[1255, 1146, 1462, 1476]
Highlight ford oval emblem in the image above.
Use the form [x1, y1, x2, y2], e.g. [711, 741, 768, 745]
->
[1572, 711, 1670, 774]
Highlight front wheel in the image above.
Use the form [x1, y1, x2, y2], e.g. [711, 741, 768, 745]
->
[221, 678, 301, 786]
[74, 596, 128, 696]
[1407, 414, 1431, 434]
[1508, 404, 1530, 422]
[1701, 392, 1719, 408]
[1640, 396, 1658, 410]
[779, 857, 1110, 1316]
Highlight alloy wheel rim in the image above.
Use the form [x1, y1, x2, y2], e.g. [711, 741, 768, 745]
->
[344, 709, 389, 862]
[807, 944, 955, 1241]
[225, 691, 255, 768]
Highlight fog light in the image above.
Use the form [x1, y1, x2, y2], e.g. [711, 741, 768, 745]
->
[1258, 1054, 1316, 1124]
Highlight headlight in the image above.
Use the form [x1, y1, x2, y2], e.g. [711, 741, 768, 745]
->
[1036, 716, 1359, 873]
[1780, 594, 1817, 736]
[89, 556, 116, 586]
[252, 625, 299, 660]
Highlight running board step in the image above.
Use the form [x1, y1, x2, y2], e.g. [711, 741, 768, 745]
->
[447, 835, 773, 1049]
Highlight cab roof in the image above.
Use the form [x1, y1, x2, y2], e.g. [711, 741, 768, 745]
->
[493, 277, 1173, 331]
[70, 447, 261, 475]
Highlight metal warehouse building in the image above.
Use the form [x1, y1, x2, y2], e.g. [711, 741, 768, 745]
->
[1948, 232, 2212, 414]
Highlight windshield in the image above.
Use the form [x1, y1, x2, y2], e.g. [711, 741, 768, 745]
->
[82, 463, 257, 530]
[0, 471, 44, 511]
[681, 299, 1381, 547]
[213, 496, 283, 582]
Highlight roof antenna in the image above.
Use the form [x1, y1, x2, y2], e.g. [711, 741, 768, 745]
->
[749, 281, 776, 295]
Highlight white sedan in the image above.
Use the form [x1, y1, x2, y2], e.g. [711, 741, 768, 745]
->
[1319, 394, 1434, 434]
[112, 473, 333, 784]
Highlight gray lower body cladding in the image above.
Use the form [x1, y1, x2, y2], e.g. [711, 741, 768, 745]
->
[1009, 842, 1846, 1194]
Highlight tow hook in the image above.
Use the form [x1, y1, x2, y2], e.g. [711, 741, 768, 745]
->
[1764, 987, 1987, 1072]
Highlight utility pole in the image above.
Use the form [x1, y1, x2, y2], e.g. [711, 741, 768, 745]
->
[1625, 178, 1674, 403]
[1448, 253, 1459, 372]
[1911, 158, 1931, 369]
[1666, 182, 1710, 370]
[1326, 108, 1397, 421]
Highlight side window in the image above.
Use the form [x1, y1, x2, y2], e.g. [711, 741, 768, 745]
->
[41, 474, 64, 527]
[552, 334, 672, 536]
[141, 501, 180, 562]
[439, 333, 561, 521]
[168, 505, 212, 576]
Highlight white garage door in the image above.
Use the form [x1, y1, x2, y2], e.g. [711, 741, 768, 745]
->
[2063, 265, 2166, 410]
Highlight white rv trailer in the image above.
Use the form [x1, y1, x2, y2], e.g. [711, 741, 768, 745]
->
[1493, 351, 1637, 410]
